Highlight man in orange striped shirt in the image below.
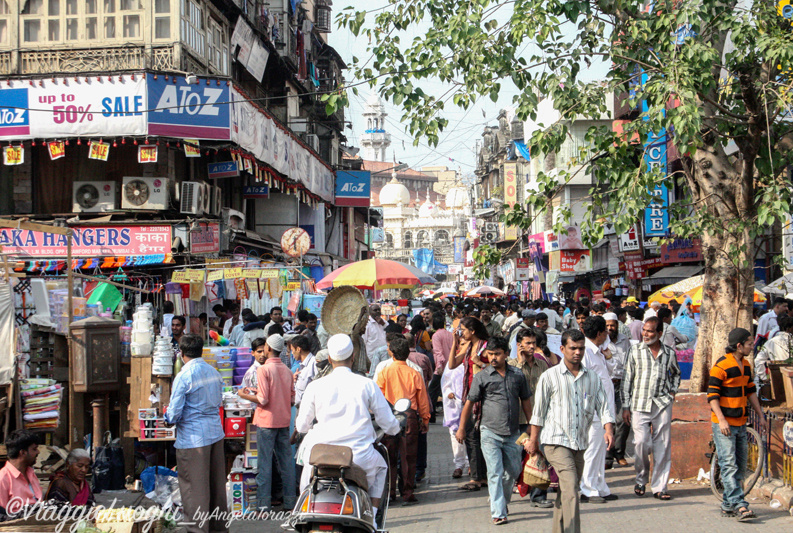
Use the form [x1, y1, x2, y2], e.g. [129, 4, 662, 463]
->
[708, 328, 766, 522]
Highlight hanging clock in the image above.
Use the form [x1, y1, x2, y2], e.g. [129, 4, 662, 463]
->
[281, 227, 311, 258]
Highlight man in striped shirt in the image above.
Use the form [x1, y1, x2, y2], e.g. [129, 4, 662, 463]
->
[621, 317, 680, 500]
[708, 328, 766, 521]
[527, 329, 614, 533]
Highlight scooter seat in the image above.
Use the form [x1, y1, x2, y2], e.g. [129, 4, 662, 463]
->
[310, 444, 369, 491]
[315, 464, 369, 492]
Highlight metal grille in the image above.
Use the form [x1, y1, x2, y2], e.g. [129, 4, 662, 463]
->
[751, 409, 793, 487]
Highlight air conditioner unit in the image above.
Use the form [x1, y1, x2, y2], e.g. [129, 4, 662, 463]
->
[200, 182, 212, 215]
[180, 181, 205, 215]
[121, 177, 170, 210]
[305, 134, 319, 152]
[72, 181, 117, 212]
[222, 207, 246, 232]
[481, 222, 499, 244]
[211, 185, 222, 216]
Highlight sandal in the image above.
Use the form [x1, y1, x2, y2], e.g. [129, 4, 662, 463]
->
[736, 507, 755, 521]
[721, 509, 736, 518]
[653, 491, 672, 501]
[458, 481, 481, 491]
[634, 484, 646, 497]
[493, 518, 508, 526]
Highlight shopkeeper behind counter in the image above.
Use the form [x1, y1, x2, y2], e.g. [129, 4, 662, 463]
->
[0, 429, 42, 514]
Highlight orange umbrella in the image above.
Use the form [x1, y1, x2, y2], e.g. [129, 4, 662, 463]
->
[649, 275, 766, 307]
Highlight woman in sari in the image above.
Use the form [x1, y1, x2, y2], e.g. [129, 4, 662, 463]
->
[447, 316, 490, 491]
[45, 449, 94, 507]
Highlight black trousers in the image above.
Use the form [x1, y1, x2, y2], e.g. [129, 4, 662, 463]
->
[464, 409, 486, 481]
[428, 374, 442, 411]
[606, 383, 631, 461]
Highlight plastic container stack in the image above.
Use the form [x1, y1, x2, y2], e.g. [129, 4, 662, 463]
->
[151, 336, 174, 376]
[119, 324, 132, 362]
[232, 348, 253, 386]
[131, 304, 154, 357]
[203, 346, 236, 387]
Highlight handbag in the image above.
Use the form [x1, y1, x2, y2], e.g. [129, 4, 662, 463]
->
[521, 452, 552, 490]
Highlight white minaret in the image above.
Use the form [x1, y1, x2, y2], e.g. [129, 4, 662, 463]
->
[359, 93, 391, 161]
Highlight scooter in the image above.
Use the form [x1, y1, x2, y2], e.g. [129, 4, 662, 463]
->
[283, 398, 410, 533]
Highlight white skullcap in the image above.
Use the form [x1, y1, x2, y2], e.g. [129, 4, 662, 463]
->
[603, 312, 619, 322]
[650, 301, 661, 308]
[267, 334, 284, 353]
[328, 334, 354, 361]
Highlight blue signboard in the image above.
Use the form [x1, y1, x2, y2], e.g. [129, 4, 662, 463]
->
[335, 170, 371, 207]
[299, 225, 315, 250]
[147, 73, 230, 140]
[453, 236, 466, 264]
[0, 88, 30, 138]
[208, 161, 239, 179]
[243, 185, 269, 198]
[643, 131, 669, 237]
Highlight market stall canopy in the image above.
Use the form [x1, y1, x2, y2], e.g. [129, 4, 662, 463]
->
[646, 265, 704, 286]
[649, 274, 766, 307]
[316, 258, 437, 290]
[465, 286, 506, 297]
[762, 273, 793, 295]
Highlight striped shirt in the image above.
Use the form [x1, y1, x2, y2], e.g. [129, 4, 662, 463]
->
[621, 342, 681, 414]
[708, 354, 756, 426]
[530, 362, 614, 451]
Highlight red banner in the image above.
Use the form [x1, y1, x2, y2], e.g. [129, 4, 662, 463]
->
[190, 223, 220, 254]
[0, 225, 171, 257]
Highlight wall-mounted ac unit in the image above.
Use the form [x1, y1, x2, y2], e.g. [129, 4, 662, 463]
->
[305, 134, 319, 152]
[480, 222, 499, 244]
[200, 182, 212, 215]
[72, 181, 117, 212]
[210, 185, 222, 216]
[222, 207, 246, 232]
[121, 177, 169, 210]
[180, 181, 205, 215]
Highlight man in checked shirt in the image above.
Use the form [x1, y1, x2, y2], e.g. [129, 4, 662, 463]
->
[621, 316, 681, 501]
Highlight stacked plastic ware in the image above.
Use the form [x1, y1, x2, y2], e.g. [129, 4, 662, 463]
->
[130, 305, 154, 356]
[232, 348, 253, 386]
[152, 335, 174, 375]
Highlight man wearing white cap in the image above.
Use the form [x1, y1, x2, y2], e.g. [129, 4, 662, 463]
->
[603, 312, 632, 468]
[296, 334, 401, 521]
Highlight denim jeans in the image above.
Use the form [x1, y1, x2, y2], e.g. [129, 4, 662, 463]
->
[712, 423, 748, 512]
[256, 426, 296, 510]
[480, 427, 522, 519]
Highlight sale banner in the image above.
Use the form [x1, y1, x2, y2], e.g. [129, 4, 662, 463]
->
[88, 141, 110, 161]
[138, 145, 158, 163]
[183, 139, 201, 158]
[47, 141, 65, 160]
[3, 145, 23, 165]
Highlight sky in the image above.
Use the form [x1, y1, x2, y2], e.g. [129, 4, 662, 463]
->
[327, 1, 522, 179]
[327, 1, 610, 181]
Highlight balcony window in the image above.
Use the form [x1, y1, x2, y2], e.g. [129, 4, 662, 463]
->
[23, 19, 41, 41]
[104, 15, 114, 37]
[122, 13, 139, 37]
[181, 0, 204, 56]
[22, 0, 44, 14]
[207, 17, 228, 75]
[86, 0, 96, 13]
[85, 17, 97, 38]
[404, 231, 413, 249]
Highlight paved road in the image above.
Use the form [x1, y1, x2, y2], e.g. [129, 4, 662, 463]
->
[232, 422, 791, 533]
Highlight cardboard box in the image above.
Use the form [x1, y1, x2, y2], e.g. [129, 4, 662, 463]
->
[243, 451, 257, 469]
[229, 470, 257, 515]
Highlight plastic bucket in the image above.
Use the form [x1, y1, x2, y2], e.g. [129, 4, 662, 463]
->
[152, 363, 173, 375]
[131, 343, 152, 356]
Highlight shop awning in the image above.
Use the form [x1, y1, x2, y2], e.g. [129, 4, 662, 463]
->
[646, 265, 703, 285]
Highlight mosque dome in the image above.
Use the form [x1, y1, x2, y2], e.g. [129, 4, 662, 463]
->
[445, 187, 470, 209]
[379, 177, 410, 206]
[418, 199, 437, 218]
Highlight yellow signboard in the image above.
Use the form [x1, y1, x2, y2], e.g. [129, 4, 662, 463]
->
[171, 271, 188, 283]
[184, 269, 205, 283]
[224, 268, 243, 279]
[286, 282, 301, 290]
[260, 270, 279, 279]
[207, 270, 224, 282]
[243, 269, 261, 279]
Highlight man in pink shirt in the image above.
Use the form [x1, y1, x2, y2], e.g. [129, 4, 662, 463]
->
[253, 334, 296, 513]
[0, 430, 42, 514]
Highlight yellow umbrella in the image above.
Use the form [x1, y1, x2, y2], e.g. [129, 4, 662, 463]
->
[649, 275, 766, 307]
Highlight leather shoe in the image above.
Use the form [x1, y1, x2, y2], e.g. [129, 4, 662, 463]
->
[531, 500, 554, 508]
[580, 494, 607, 504]
[617, 458, 629, 466]
[603, 494, 619, 501]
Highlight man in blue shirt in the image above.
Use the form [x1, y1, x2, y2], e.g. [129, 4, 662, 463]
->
[165, 334, 227, 533]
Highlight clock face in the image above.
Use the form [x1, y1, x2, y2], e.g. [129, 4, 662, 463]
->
[281, 227, 311, 258]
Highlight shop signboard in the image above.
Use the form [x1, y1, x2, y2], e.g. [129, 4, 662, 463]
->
[527, 232, 546, 254]
[190, 222, 220, 254]
[644, 132, 669, 236]
[0, 225, 171, 257]
[208, 161, 239, 179]
[334, 170, 371, 207]
[448, 264, 461, 275]
[503, 163, 519, 240]
[516, 257, 531, 281]
[543, 230, 560, 252]
[147, 73, 231, 140]
[559, 250, 591, 273]
[618, 224, 641, 252]
[558, 223, 586, 250]
[0, 76, 148, 140]
[243, 185, 269, 199]
[453, 236, 466, 264]
[661, 237, 702, 263]
[299, 224, 316, 250]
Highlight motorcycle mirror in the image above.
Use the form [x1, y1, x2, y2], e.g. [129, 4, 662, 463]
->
[394, 398, 411, 413]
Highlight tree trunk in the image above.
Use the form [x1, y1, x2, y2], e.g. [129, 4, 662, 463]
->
[687, 147, 755, 392]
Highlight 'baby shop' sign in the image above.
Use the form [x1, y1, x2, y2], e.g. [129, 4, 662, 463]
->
[0, 225, 171, 257]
